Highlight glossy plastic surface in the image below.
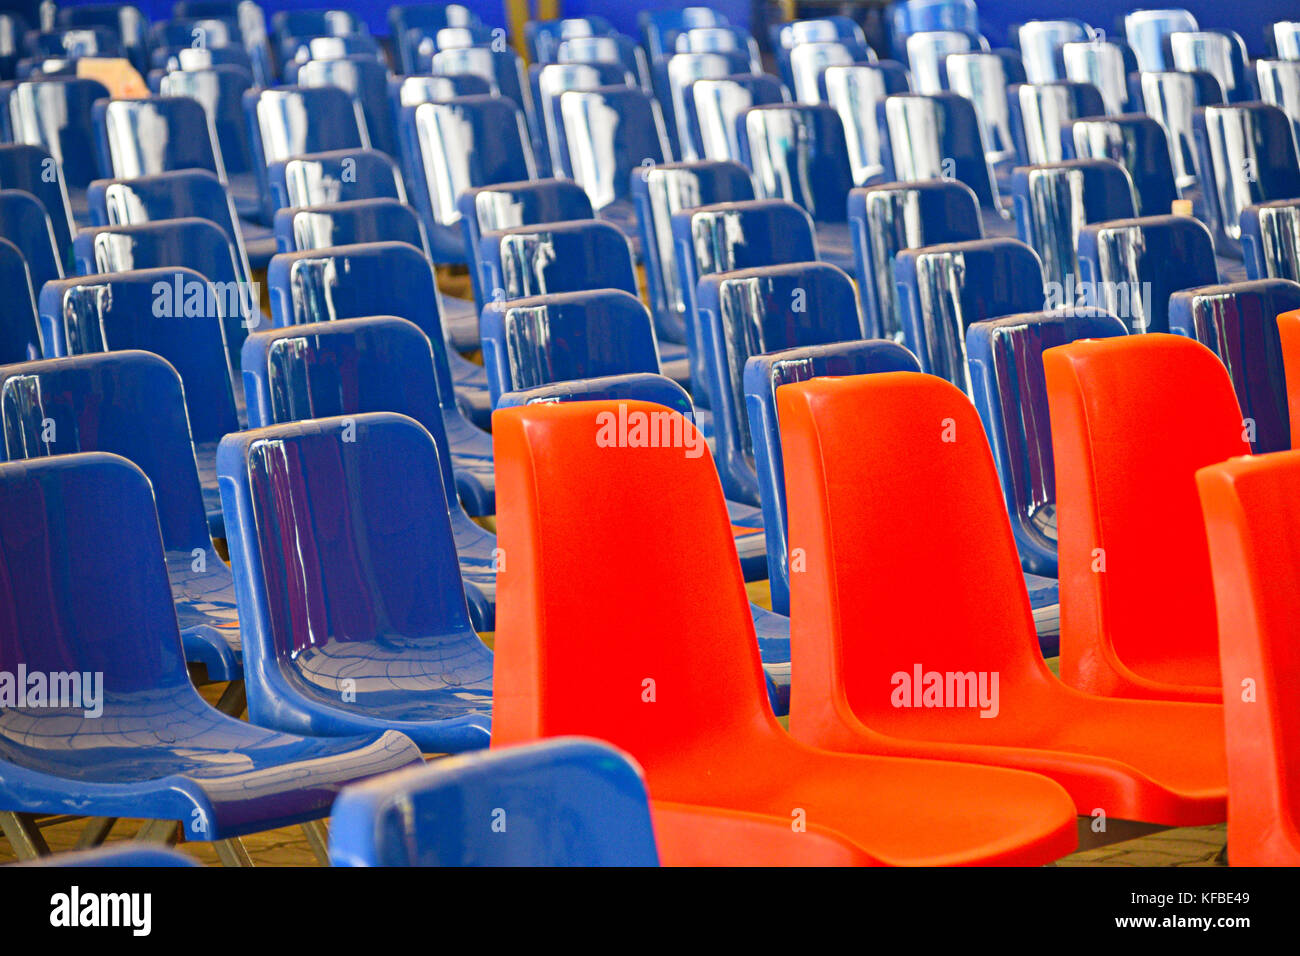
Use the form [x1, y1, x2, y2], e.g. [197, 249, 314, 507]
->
[0, 143, 75, 258]
[297, 57, 398, 159]
[1045, 334, 1248, 701]
[1068, 115, 1180, 217]
[218, 413, 492, 751]
[1007, 81, 1105, 166]
[267, 147, 405, 213]
[1124, 8, 1198, 72]
[479, 218, 637, 303]
[6, 77, 111, 189]
[779, 370, 1226, 824]
[489, 398, 1078, 865]
[0, 237, 41, 363]
[272, 197, 428, 258]
[877, 91, 1001, 211]
[0, 187, 61, 292]
[92, 95, 222, 183]
[686, 72, 787, 163]
[739, 103, 855, 225]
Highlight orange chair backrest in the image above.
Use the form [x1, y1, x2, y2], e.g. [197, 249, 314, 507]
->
[1277, 309, 1300, 449]
[779, 372, 1047, 735]
[489, 400, 780, 758]
[1044, 334, 1248, 693]
[1197, 452, 1300, 864]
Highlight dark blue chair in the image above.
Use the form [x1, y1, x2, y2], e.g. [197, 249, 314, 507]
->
[742, 339, 921, 617]
[641, 7, 726, 61]
[244, 86, 368, 224]
[218, 412, 493, 752]
[271, 9, 364, 42]
[0, 143, 75, 264]
[92, 95, 222, 182]
[396, 95, 537, 264]
[782, 39, 876, 104]
[966, 309, 1129, 578]
[528, 16, 615, 63]
[695, 262, 865, 507]
[555, 34, 651, 90]
[737, 103, 857, 273]
[37, 267, 241, 536]
[296, 56, 399, 160]
[0, 188, 62, 292]
[1005, 81, 1106, 167]
[272, 197, 429, 258]
[894, 237, 1046, 393]
[6, 77, 110, 199]
[0, 350, 244, 685]
[35, 468, 357, 822]
[495, 370, 789, 714]
[682, 72, 788, 164]
[456, 177, 594, 312]
[654, 49, 752, 159]
[1242, 199, 1300, 282]
[266, 147, 406, 214]
[849, 178, 985, 341]
[0, 236, 41, 363]
[1011, 159, 1139, 288]
[821, 63, 912, 186]
[1169, 279, 1300, 454]
[389, 72, 492, 113]
[670, 199, 818, 407]
[479, 218, 638, 304]
[266, 241, 494, 515]
[530, 61, 635, 176]
[1076, 214, 1220, 333]
[1066, 115, 1181, 218]
[390, 3, 481, 74]
[330, 738, 658, 866]
[56, 3, 148, 70]
[240, 315, 499, 630]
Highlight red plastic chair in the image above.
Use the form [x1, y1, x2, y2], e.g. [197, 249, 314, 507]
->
[779, 371, 1226, 825]
[1277, 309, 1300, 449]
[1197, 452, 1300, 865]
[650, 804, 874, 866]
[1044, 334, 1249, 702]
[491, 399, 1078, 866]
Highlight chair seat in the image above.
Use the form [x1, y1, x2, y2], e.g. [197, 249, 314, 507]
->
[442, 292, 482, 352]
[0, 690, 421, 840]
[444, 408, 495, 515]
[242, 228, 278, 271]
[751, 602, 790, 716]
[168, 550, 243, 683]
[813, 221, 857, 273]
[450, 509, 497, 632]
[727, 499, 769, 582]
[598, 198, 642, 260]
[228, 172, 265, 225]
[659, 340, 691, 387]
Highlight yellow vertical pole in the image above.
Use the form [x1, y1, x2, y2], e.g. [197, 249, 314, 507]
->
[506, 0, 532, 61]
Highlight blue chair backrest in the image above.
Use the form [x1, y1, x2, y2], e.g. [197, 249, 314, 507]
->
[271, 9, 364, 41]
[156, 65, 255, 176]
[92, 95, 221, 181]
[1067, 114, 1181, 217]
[848, 178, 984, 341]
[1168, 278, 1300, 454]
[0, 236, 41, 362]
[528, 16, 614, 63]
[389, 72, 492, 112]
[0, 452, 191, 695]
[390, 3, 480, 73]
[632, 159, 756, 343]
[966, 309, 1129, 577]
[265, 241, 459, 413]
[397, 95, 537, 263]
[683, 72, 788, 163]
[738, 103, 855, 223]
[456, 178, 595, 311]
[479, 218, 637, 303]
[1006, 80, 1106, 166]
[6, 77, 111, 189]
[1170, 30, 1254, 103]
[553, 85, 669, 212]
[0, 350, 209, 551]
[654, 49, 752, 158]
[642, 7, 725, 60]
[1076, 214, 1219, 333]
[0, 187, 61, 291]
[273, 197, 428, 257]
[240, 315, 457, 509]
[479, 289, 659, 406]
[495, 371, 696, 419]
[267, 148, 405, 213]
[556, 34, 649, 89]
[1124, 8, 1197, 72]
[697, 262, 866, 505]
[0, 143, 75, 261]
[531, 61, 635, 174]
[297, 56, 399, 159]
[1011, 159, 1138, 288]
[894, 237, 1046, 392]
[329, 738, 659, 866]
[744, 338, 921, 613]
[1242, 199, 1300, 282]
[37, 267, 239, 445]
[1018, 19, 1092, 83]
[876, 91, 1000, 210]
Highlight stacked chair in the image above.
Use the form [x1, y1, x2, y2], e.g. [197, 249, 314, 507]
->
[1, 0, 1299, 869]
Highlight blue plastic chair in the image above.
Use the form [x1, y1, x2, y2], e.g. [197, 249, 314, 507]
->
[0, 143, 75, 263]
[683, 72, 787, 163]
[456, 177, 594, 313]
[1067, 115, 1182, 218]
[783, 39, 876, 104]
[631, 160, 755, 366]
[531, 61, 635, 176]
[1060, 39, 1133, 114]
[528, 16, 615, 63]
[218, 412, 492, 752]
[479, 218, 638, 304]
[1017, 19, 1093, 83]
[1124, 8, 1198, 72]
[244, 85, 369, 223]
[389, 72, 492, 113]
[0, 187, 62, 292]
[494, 371, 788, 713]
[1170, 30, 1254, 103]
[56, 3, 148, 70]
[1242, 199, 1300, 282]
[0, 350, 243, 684]
[738, 103, 857, 272]
[670, 199, 818, 408]
[894, 237, 1046, 393]
[271, 9, 364, 42]
[1169, 278, 1300, 454]
[72, 217, 258, 375]
[1132, 70, 1224, 191]
[655, 50, 752, 159]
[1011, 159, 1139, 288]
[1006, 80, 1106, 167]
[6, 77, 110, 196]
[293, 56, 399, 161]
[396, 95, 537, 264]
[266, 147, 406, 214]
[266, 241, 494, 515]
[641, 7, 726, 61]
[0, 236, 41, 363]
[695, 262, 865, 507]
[966, 309, 1129, 578]
[37, 267, 241, 535]
[390, 3, 480, 74]
[742, 339, 921, 616]
[240, 315, 499, 631]
[92, 95, 223, 182]
[272, 196, 429, 258]
[330, 738, 656, 865]
[848, 178, 984, 341]
[556, 34, 651, 90]
[1077, 214, 1220, 333]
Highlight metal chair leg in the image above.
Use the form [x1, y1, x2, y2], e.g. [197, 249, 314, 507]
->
[0, 811, 50, 860]
[301, 819, 330, 865]
[134, 819, 181, 845]
[75, 817, 117, 849]
[215, 680, 247, 717]
[213, 837, 253, 867]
